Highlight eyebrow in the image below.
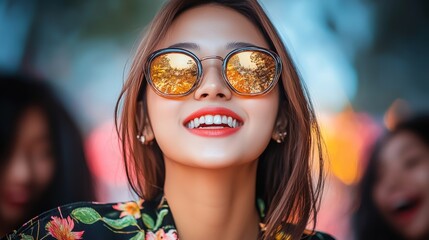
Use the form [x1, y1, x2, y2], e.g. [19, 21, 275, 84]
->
[168, 42, 200, 50]
[226, 41, 257, 49]
[167, 41, 258, 51]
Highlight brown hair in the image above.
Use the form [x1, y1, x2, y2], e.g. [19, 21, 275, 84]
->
[115, 0, 325, 239]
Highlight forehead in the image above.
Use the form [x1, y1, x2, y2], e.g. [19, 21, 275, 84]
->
[158, 4, 270, 53]
[18, 107, 49, 138]
[379, 131, 424, 166]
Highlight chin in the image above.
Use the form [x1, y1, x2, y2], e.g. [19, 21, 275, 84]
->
[1, 213, 25, 226]
[191, 159, 246, 169]
[401, 224, 429, 240]
[170, 154, 255, 170]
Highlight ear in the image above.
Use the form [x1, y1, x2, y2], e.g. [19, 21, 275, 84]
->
[136, 101, 155, 142]
[271, 106, 288, 141]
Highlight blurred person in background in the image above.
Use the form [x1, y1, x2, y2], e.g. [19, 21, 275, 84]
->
[353, 114, 429, 240]
[0, 74, 95, 237]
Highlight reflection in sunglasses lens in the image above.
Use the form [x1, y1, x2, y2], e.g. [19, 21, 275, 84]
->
[226, 51, 276, 94]
[150, 53, 198, 95]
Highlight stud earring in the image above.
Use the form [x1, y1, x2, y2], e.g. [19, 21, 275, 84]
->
[275, 131, 287, 143]
[137, 134, 145, 144]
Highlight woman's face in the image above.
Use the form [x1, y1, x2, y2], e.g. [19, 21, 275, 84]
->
[146, 4, 280, 168]
[0, 107, 55, 226]
[373, 131, 429, 239]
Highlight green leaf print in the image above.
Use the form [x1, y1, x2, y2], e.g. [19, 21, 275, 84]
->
[102, 215, 137, 229]
[129, 231, 145, 240]
[20, 234, 34, 240]
[71, 207, 102, 224]
[154, 209, 169, 230]
[142, 213, 155, 230]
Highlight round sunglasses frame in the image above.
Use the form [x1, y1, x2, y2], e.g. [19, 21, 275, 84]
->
[145, 46, 282, 97]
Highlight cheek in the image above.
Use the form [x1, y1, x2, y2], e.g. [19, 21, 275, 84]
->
[243, 97, 278, 140]
[146, 90, 182, 143]
[372, 183, 389, 214]
[32, 156, 55, 193]
[247, 87, 279, 127]
[413, 162, 429, 192]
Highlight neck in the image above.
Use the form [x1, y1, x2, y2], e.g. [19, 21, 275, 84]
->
[164, 159, 260, 240]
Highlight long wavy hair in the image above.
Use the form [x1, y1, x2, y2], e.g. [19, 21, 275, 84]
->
[115, 0, 325, 239]
[353, 115, 429, 240]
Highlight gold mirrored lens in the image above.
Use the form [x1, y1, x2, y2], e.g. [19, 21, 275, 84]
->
[150, 52, 198, 95]
[226, 50, 276, 94]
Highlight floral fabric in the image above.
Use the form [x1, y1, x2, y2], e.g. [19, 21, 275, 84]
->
[1, 195, 334, 240]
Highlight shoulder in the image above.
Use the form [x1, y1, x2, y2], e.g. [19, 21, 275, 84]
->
[303, 230, 336, 240]
[2, 199, 175, 240]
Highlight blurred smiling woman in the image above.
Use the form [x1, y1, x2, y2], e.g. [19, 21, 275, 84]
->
[0, 74, 94, 237]
[354, 115, 429, 240]
[3, 1, 334, 239]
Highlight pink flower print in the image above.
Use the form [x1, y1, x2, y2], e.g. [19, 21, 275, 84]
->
[45, 216, 84, 240]
[146, 229, 178, 240]
[112, 199, 144, 219]
[165, 230, 179, 240]
[145, 231, 156, 240]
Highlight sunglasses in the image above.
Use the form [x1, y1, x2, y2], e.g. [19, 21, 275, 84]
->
[145, 46, 282, 97]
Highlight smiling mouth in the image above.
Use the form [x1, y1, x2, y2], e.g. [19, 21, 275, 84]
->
[390, 196, 423, 224]
[185, 114, 242, 129]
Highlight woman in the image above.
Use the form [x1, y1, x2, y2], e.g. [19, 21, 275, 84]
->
[3, 0, 333, 239]
[354, 115, 429, 240]
[0, 74, 95, 237]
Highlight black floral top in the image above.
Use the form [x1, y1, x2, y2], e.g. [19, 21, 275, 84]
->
[2, 195, 334, 240]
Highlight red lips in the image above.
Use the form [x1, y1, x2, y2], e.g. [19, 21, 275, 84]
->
[183, 107, 243, 125]
[1, 187, 30, 210]
[184, 107, 243, 137]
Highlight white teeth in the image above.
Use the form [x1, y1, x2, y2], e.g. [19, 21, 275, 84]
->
[194, 118, 200, 127]
[205, 115, 213, 125]
[214, 115, 222, 124]
[227, 117, 233, 127]
[186, 115, 241, 129]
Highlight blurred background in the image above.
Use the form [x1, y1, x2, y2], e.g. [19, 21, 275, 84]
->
[0, 0, 428, 239]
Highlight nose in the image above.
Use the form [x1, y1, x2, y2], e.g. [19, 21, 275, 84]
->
[194, 60, 232, 100]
